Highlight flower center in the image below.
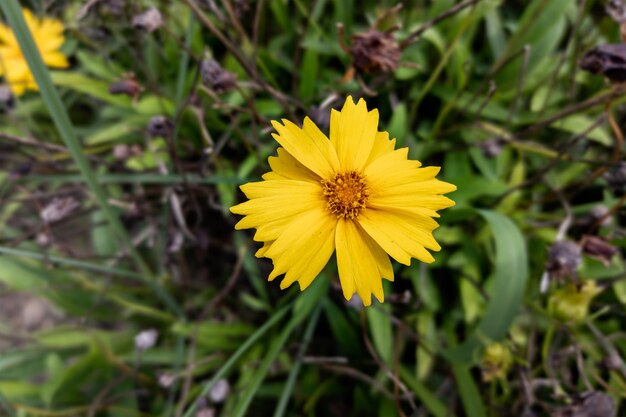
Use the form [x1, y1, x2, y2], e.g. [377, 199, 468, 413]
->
[321, 171, 369, 219]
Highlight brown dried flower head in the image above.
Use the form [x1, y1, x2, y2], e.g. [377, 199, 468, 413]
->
[350, 29, 401, 74]
[581, 235, 618, 267]
[132, 7, 163, 32]
[201, 59, 237, 93]
[545, 240, 581, 282]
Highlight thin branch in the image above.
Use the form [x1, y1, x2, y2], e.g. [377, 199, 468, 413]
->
[400, 0, 481, 48]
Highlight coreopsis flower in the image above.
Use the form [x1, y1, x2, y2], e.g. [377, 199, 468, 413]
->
[0, 8, 69, 96]
[231, 97, 456, 306]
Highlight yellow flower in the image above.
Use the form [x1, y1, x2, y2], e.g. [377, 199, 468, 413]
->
[0, 8, 69, 96]
[231, 97, 456, 306]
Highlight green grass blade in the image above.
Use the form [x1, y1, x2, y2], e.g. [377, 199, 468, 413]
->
[0, 389, 15, 417]
[272, 306, 321, 417]
[445, 209, 529, 364]
[19, 173, 246, 185]
[181, 303, 294, 417]
[231, 278, 328, 417]
[398, 366, 452, 417]
[0, 246, 144, 280]
[452, 364, 487, 417]
[0, 2, 154, 283]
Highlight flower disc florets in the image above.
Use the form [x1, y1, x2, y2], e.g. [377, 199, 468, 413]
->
[322, 171, 369, 219]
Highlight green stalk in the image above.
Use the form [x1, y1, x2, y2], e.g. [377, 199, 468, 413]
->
[0, 2, 152, 281]
[181, 303, 293, 417]
[1, 3, 184, 317]
[272, 306, 321, 417]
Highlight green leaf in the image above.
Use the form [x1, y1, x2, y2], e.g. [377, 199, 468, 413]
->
[181, 303, 294, 417]
[552, 115, 611, 146]
[399, 366, 452, 417]
[299, 46, 319, 102]
[452, 364, 487, 417]
[0, 2, 171, 312]
[50, 71, 132, 107]
[445, 210, 529, 364]
[367, 301, 393, 365]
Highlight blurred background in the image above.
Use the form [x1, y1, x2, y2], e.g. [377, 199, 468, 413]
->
[0, 0, 625, 416]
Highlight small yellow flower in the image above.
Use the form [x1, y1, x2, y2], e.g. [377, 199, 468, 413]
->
[0, 8, 69, 96]
[231, 97, 456, 306]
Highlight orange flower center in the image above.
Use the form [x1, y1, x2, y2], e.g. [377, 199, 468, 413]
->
[321, 171, 369, 219]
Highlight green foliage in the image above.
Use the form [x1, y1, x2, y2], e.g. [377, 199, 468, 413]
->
[0, 0, 625, 416]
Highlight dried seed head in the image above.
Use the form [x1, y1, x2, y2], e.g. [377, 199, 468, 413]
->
[607, 0, 626, 23]
[581, 235, 618, 266]
[552, 391, 617, 417]
[350, 29, 401, 74]
[109, 76, 142, 98]
[545, 240, 581, 281]
[580, 45, 626, 83]
[40, 197, 80, 224]
[147, 115, 173, 138]
[201, 59, 237, 93]
[590, 204, 612, 226]
[132, 7, 163, 32]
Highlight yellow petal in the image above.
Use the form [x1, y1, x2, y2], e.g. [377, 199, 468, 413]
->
[365, 150, 456, 198]
[236, 179, 321, 200]
[271, 117, 340, 178]
[358, 209, 439, 264]
[39, 18, 64, 40]
[329, 96, 379, 170]
[231, 180, 324, 241]
[42, 50, 69, 68]
[0, 23, 17, 46]
[267, 147, 320, 182]
[22, 8, 39, 29]
[264, 208, 337, 291]
[3, 59, 34, 96]
[0, 44, 21, 61]
[255, 242, 272, 258]
[39, 34, 65, 53]
[364, 131, 396, 166]
[369, 195, 455, 212]
[335, 219, 387, 306]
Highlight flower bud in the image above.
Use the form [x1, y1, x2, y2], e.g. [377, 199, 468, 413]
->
[481, 342, 513, 382]
[548, 281, 602, 323]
